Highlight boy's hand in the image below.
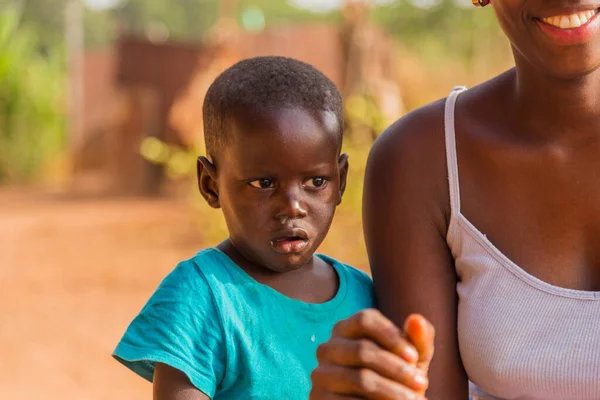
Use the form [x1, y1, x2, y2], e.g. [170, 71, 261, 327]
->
[309, 309, 434, 400]
[404, 313, 435, 374]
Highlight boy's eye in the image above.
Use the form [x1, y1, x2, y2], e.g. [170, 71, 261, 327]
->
[249, 179, 275, 189]
[305, 177, 327, 188]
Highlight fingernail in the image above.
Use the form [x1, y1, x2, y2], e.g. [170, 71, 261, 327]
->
[403, 346, 419, 363]
[414, 374, 428, 388]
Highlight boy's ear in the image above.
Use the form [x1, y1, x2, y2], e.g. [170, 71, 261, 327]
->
[197, 156, 220, 208]
[337, 153, 349, 205]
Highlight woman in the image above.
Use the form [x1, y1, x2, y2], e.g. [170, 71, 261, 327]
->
[310, 0, 600, 399]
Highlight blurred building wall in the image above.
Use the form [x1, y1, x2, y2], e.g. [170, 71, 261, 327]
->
[73, 22, 400, 196]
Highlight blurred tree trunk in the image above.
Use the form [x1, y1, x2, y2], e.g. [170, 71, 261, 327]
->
[340, 0, 371, 99]
[341, 0, 402, 143]
[65, 0, 84, 172]
[341, 0, 371, 142]
[219, 0, 236, 20]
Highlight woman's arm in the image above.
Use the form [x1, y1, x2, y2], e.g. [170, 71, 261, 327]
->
[363, 104, 468, 399]
[310, 103, 469, 400]
[154, 363, 211, 400]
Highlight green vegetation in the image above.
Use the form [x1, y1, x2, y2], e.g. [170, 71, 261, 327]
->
[0, 0, 512, 193]
[0, 5, 66, 182]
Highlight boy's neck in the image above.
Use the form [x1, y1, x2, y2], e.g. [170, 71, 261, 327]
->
[217, 240, 339, 304]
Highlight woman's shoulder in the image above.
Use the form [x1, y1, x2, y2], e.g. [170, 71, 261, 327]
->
[372, 70, 513, 168]
[376, 96, 446, 154]
[367, 96, 449, 203]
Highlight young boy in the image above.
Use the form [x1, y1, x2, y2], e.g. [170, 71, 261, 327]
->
[113, 56, 423, 399]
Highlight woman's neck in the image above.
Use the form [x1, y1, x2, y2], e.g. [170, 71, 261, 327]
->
[511, 59, 600, 142]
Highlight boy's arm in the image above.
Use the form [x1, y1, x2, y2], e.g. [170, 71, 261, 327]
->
[154, 363, 211, 400]
[113, 259, 227, 399]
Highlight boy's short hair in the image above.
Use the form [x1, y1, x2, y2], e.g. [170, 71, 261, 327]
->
[202, 56, 344, 159]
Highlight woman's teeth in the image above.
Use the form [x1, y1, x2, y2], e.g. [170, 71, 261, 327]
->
[542, 9, 598, 29]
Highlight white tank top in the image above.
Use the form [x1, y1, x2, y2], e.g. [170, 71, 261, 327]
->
[444, 87, 600, 400]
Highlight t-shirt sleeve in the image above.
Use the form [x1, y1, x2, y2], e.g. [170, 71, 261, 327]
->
[113, 260, 226, 399]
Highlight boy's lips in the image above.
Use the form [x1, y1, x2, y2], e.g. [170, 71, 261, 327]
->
[270, 228, 309, 254]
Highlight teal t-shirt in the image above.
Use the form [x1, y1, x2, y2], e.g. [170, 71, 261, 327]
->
[113, 248, 375, 399]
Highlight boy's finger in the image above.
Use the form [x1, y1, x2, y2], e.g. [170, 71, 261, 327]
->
[316, 337, 428, 392]
[403, 314, 435, 371]
[311, 365, 425, 400]
[309, 392, 363, 400]
[332, 309, 419, 364]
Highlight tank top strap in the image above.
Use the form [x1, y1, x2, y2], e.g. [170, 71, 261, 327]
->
[444, 86, 466, 217]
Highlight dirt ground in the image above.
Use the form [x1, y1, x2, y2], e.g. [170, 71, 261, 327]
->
[0, 187, 205, 399]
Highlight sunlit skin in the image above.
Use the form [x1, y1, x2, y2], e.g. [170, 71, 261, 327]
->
[154, 106, 350, 400]
[310, 0, 600, 399]
[198, 106, 349, 303]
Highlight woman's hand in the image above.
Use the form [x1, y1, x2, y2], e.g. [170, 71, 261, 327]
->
[309, 309, 434, 400]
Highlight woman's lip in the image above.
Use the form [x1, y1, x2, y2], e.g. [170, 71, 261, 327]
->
[534, 10, 600, 46]
[534, 3, 600, 18]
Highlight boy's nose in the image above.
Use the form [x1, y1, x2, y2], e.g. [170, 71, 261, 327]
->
[275, 189, 308, 222]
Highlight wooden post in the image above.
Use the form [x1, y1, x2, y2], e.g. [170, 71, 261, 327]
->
[219, 0, 236, 20]
[65, 0, 84, 167]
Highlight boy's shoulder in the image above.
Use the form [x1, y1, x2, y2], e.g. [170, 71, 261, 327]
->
[173, 247, 234, 279]
[172, 250, 374, 308]
[316, 254, 372, 287]
[317, 254, 375, 310]
[156, 248, 237, 301]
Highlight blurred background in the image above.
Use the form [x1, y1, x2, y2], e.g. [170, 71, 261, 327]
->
[0, 0, 513, 398]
